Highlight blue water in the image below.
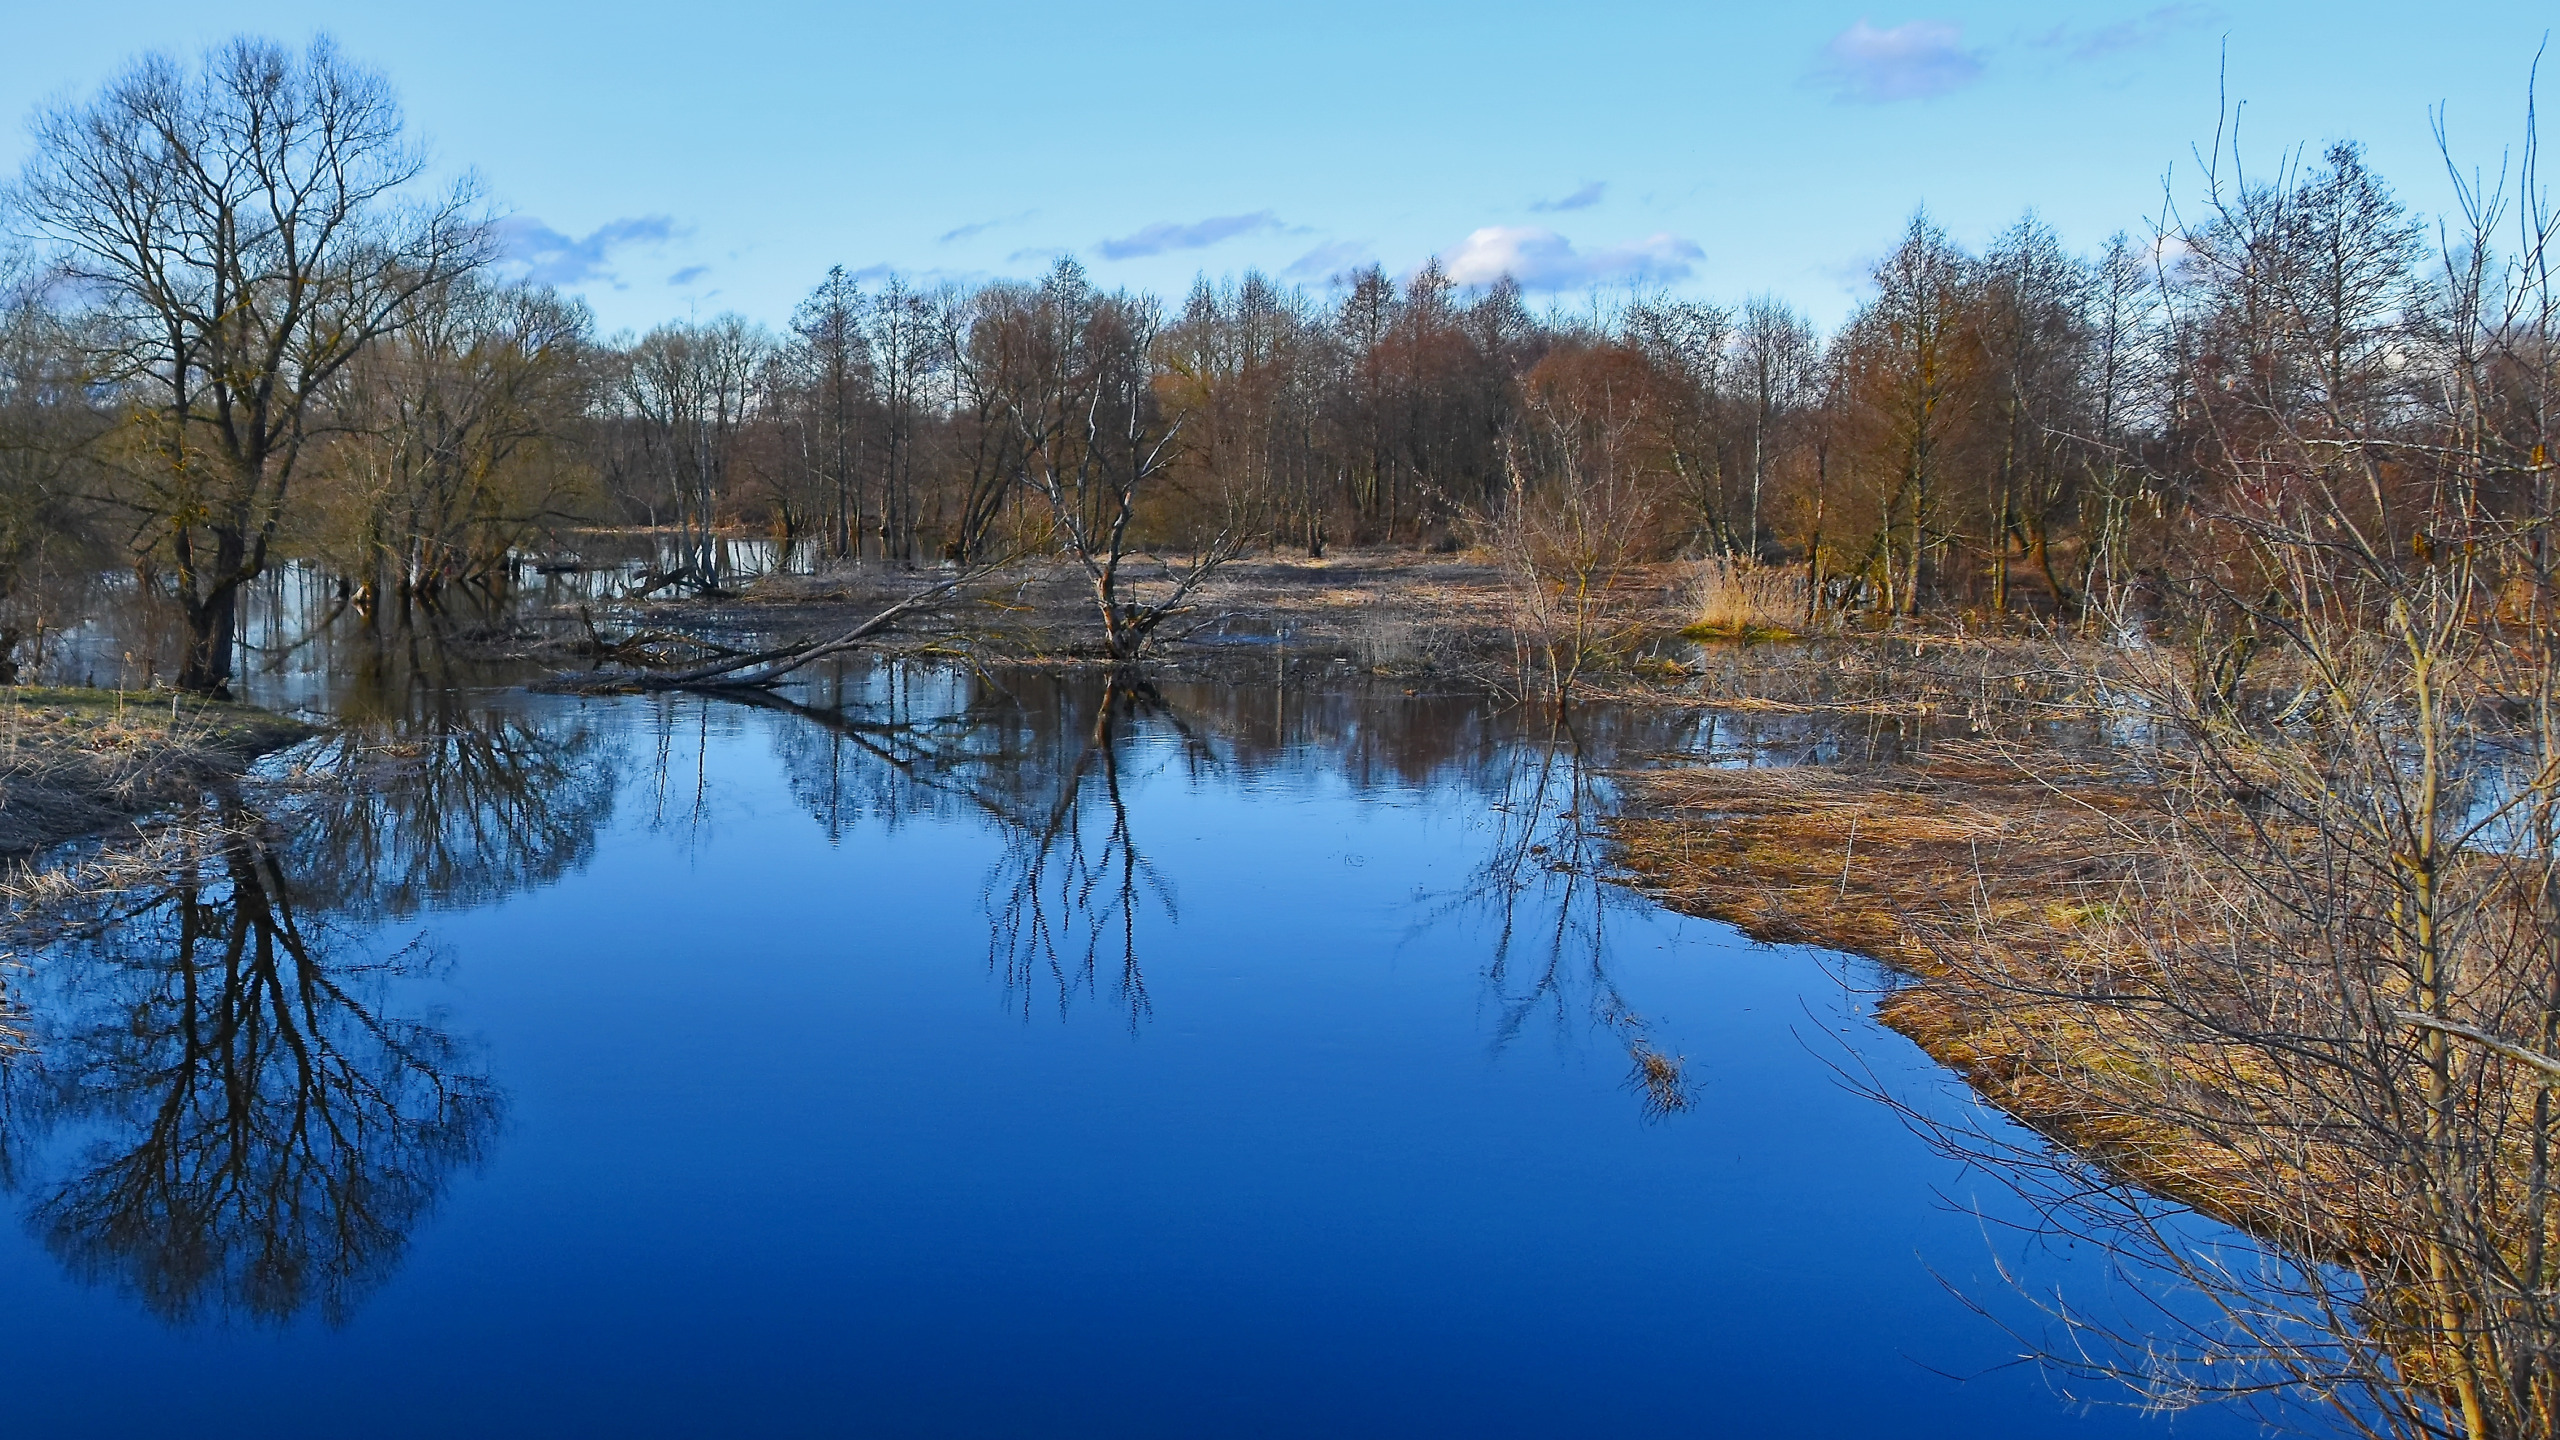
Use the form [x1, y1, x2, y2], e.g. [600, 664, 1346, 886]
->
[0, 665, 2256, 1438]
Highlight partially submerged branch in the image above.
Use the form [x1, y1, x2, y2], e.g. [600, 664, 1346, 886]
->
[548, 565, 1000, 693]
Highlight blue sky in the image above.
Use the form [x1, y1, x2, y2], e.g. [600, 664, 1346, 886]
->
[3, 2, 2545, 333]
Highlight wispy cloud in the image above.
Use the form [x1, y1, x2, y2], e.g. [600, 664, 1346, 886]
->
[491, 215, 679, 286]
[1006, 246, 1068, 266]
[2032, 4, 2215, 59]
[1283, 240, 1374, 283]
[1442, 227, 1702, 291]
[668, 264, 710, 286]
[1530, 181, 1607, 213]
[1810, 19, 1986, 102]
[1097, 211, 1282, 261]
[937, 210, 1034, 245]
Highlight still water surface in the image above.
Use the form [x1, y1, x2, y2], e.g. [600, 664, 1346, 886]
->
[0, 598, 2256, 1437]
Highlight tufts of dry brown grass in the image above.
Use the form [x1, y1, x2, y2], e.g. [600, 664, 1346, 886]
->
[1683, 557, 1810, 644]
[1626, 1043, 1694, 1121]
[0, 687, 313, 855]
[1606, 747, 2305, 1232]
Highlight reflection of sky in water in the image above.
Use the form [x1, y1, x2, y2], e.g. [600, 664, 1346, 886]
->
[0, 670, 2259, 1438]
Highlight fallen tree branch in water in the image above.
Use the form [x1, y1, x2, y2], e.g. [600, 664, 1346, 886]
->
[549, 567, 1000, 693]
[572, 606, 747, 666]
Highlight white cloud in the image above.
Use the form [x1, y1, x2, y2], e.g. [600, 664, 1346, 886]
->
[1811, 19, 1986, 103]
[1441, 227, 1702, 291]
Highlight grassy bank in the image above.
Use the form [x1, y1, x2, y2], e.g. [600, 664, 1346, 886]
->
[0, 687, 315, 854]
[1607, 747, 2210, 1171]
[1609, 733, 2560, 1413]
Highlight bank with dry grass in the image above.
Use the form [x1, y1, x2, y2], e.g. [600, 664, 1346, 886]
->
[1607, 743, 2226, 1177]
[0, 687, 314, 854]
[1611, 679, 2560, 1432]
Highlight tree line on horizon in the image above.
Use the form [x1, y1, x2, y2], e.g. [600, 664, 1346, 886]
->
[0, 35, 2546, 693]
[22, 37, 2560, 1437]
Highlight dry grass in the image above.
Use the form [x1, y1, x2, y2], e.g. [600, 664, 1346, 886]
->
[1627, 1043, 1694, 1120]
[1682, 557, 1810, 644]
[1607, 747, 2293, 1227]
[1617, 745, 2557, 1256]
[0, 694, 311, 1054]
[0, 687, 313, 854]
[1610, 731, 2560, 1426]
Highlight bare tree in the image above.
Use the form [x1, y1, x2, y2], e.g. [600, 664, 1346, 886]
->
[1906, 116, 2560, 1439]
[1005, 260, 1251, 664]
[1622, 295, 1736, 552]
[2076, 230, 2160, 621]
[316, 275, 595, 605]
[618, 315, 769, 592]
[13, 35, 485, 693]
[1733, 295, 1818, 559]
[1493, 339, 1671, 712]
[786, 266, 872, 562]
[867, 275, 935, 564]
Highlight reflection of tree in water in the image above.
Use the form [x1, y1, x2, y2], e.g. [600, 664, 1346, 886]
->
[0, 1010, 37, 1190]
[12, 822, 498, 1325]
[1446, 723, 1697, 1121]
[978, 680, 1173, 1030]
[764, 664, 1026, 839]
[761, 659, 1715, 1093]
[759, 667, 1177, 1029]
[0, 693, 615, 1326]
[284, 699, 618, 916]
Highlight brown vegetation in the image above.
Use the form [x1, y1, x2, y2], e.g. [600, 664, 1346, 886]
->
[1612, 746, 2221, 1183]
[0, 687, 312, 853]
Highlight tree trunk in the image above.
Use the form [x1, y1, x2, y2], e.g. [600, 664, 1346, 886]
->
[176, 529, 247, 696]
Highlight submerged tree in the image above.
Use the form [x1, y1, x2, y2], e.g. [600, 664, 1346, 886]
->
[617, 315, 770, 592]
[998, 260, 1258, 663]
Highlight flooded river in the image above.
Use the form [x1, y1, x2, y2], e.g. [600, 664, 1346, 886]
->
[0, 579, 2258, 1437]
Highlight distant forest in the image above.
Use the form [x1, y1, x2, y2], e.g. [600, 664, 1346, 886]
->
[0, 37, 2550, 691]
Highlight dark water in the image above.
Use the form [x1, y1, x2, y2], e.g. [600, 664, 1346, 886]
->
[0, 585, 2259, 1438]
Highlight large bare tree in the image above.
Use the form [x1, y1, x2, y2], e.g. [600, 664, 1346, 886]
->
[14, 35, 485, 692]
